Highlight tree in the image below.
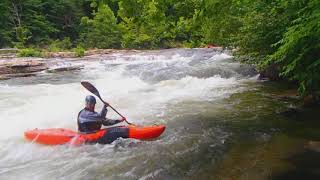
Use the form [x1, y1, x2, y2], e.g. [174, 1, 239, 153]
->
[0, 0, 12, 47]
[80, 4, 121, 48]
[118, 0, 170, 48]
[268, 0, 320, 98]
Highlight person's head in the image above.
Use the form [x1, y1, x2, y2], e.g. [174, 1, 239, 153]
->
[85, 95, 96, 111]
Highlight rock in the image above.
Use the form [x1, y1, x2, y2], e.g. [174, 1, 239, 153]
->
[303, 95, 320, 107]
[5, 73, 38, 78]
[273, 89, 300, 101]
[43, 51, 76, 58]
[278, 107, 302, 119]
[0, 48, 19, 58]
[0, 75, 10, 80]
[205, 44, 223, 49]
[305, 141, 320, 152]
[258, 63, 282, 81]
[0, 60, 48, 76]
[85, 49, 114, 56]
[6, 60, 44, 68]
[0, 73, 38, 80]
[46, 64, 84, 73]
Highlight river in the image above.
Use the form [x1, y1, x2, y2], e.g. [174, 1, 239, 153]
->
[0, 48, 319, 179]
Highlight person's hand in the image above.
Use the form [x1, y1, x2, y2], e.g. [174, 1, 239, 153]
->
[104, 103, 109, 109]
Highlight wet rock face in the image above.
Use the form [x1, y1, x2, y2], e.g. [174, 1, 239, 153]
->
[258, 63, 282, 81]
[43, 52, 76, 58]
[0, 60, 48, 78]
[0, 48, 19, 58]
[46, 65, 84, 73]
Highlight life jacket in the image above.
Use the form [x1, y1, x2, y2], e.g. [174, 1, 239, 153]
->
[77, 108, 103, 133]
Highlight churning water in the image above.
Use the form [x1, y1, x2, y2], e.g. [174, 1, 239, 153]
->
[0, 48, 261, 179]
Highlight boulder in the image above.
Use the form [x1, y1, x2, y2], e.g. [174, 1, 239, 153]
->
[0, 60, 48, 77]
[46, 64, 84, 73]
[258, 63, 282, 81]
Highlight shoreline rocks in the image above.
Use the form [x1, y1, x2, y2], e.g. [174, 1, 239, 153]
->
[0, 60, 48, 79]
[0, 48, 119, 79]
[46, 64, 84, 73]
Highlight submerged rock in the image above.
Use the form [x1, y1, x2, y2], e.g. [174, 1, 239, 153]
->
[46, 64, 84, 73]
[305, 141, 320, 152]
[4, 72, 38, 78]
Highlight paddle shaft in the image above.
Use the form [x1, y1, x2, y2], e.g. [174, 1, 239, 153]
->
[105, 102, 125, 118]
[81, 81, 134, 125]
[100, 98, 134, 125]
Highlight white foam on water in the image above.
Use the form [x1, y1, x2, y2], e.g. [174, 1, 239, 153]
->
[0, 49, 257, 179]
[0, 51, 247, 139]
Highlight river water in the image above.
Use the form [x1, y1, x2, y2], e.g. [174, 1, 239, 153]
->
[0, 48, 319, 179]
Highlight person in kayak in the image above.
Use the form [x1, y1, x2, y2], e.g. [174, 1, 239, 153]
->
[77, 95, 125, 133]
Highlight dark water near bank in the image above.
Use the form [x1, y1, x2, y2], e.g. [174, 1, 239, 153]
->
[0, 48, 319, 179]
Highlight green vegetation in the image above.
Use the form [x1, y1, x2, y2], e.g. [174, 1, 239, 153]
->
[80, 4, 121, 49]
[74, 46, 85, 57]
[48, 38, 73, 52]
[17, 48, 42, 57]
[0, 0, 319, 99]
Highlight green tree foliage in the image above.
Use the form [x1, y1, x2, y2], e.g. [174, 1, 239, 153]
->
[1, 0, 86, 47]
[230, 0, 320, 98]
[267, 0, 320, 97]
[80, 4, 121, 48]
[17, 48, 42, 57]
[0, 0, 319, 98]
[48, 37, 73, 52]
[9, 0, 58, 45]
[118, 0, 167, 48]
[0, 0, 12, 47]
[74, 45, 85, 57]
[201, 0, 243, 46]
[42, 0, 87, 40]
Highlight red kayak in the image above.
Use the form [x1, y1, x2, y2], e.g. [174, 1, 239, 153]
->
[24, 125, 165, 145]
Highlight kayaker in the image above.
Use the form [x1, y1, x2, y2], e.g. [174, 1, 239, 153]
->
[77, 95, 125, 133]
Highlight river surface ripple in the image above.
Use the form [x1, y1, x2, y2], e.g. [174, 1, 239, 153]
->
[2, 48, 303, 180]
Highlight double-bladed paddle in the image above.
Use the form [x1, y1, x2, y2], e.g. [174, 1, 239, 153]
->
[81, 81, 134, 126]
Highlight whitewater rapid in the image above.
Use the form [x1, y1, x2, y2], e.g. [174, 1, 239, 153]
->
[0, 48, 257, 179]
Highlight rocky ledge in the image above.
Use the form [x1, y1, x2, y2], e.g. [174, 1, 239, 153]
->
[0, 59, 48, 80]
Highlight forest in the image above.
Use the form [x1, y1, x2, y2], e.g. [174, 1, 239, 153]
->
[0, 0, 319, 99]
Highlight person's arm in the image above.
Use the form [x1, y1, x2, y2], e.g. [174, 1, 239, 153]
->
[99, 104, 108, 119]
[102, 117, 125, 126]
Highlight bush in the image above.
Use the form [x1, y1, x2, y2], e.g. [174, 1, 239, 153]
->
[60, 37, 72, 49]
[80, 5, 122, 49]
[48, 41, 60, 52]
[17, 48, 42, 57]
[48, 37, 73, 52]
[267, 0, 320, 98]
[74, 46, 85, 57]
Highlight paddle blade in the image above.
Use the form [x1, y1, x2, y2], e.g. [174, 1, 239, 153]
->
[81, 81, 100, 97]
